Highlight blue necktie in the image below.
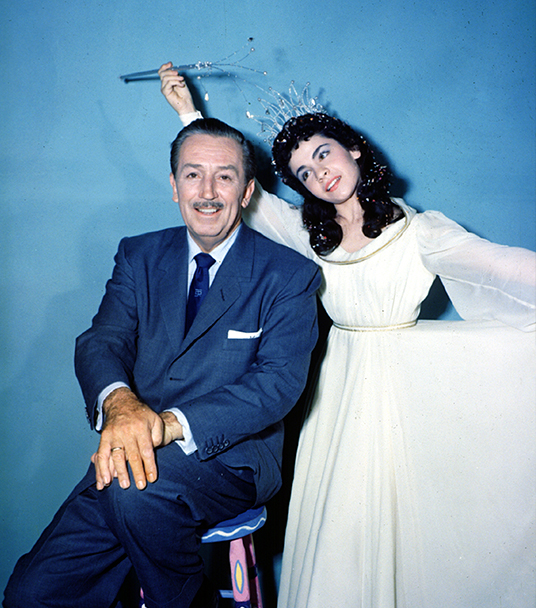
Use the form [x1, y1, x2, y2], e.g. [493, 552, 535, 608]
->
[185, 253, 216, 334]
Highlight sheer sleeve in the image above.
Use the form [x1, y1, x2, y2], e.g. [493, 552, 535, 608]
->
[415, 210, 536, 331]
[243, 181, 315, 260]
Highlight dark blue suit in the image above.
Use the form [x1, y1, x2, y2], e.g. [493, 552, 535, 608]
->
[4, 223, 320, 608]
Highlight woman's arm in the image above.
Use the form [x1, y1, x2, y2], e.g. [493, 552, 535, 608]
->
[158, 62, 197, 116]
[245, 182, 315, 259]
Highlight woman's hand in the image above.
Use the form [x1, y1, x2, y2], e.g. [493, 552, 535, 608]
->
[158, 62, 197, 116]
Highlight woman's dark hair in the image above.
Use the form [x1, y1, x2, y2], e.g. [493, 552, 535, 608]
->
[272, 113, 402, 255]
[171, 118, 256, 185]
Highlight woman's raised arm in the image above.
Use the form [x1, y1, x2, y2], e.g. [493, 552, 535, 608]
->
[158, 62, 197, 116]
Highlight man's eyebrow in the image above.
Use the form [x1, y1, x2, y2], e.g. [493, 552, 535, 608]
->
[217, 164, 240, 174]
[180, 162, 240, 174]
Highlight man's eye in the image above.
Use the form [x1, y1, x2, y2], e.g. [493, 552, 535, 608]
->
[219, 174, 233, 181]
[186, 172, 198, 179]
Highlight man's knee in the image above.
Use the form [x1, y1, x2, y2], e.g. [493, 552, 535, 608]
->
[4, 561, 47, 608]
[98, 479, 151, 530]
[97, 476, 195, 543]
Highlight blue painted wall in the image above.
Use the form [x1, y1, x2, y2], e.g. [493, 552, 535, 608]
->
[1, 0, 534, 594]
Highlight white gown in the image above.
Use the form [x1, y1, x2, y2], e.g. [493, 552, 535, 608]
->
[244, 184, 536, 608]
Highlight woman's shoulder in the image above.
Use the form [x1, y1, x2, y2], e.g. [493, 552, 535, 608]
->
[244, 180, 314, 258]
[393, 199, 462, 233]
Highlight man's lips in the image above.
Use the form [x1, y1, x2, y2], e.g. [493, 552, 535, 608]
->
[326, 176, 341, 192]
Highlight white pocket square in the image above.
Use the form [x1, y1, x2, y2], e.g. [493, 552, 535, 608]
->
[227, 328, 263, 340]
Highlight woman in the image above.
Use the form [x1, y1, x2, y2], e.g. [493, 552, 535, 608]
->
[159, 64, 536, 608]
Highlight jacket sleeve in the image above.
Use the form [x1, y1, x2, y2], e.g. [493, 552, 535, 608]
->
[74, 237, 139, 427]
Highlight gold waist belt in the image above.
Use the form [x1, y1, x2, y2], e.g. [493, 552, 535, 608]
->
[332, 320, 417, 332]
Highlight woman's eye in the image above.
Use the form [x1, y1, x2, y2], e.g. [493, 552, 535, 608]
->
[319, 150, 329, 160]
[301, 170, 310, 182]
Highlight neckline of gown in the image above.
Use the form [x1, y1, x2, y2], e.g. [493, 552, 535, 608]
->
[315, 199, 414, 265]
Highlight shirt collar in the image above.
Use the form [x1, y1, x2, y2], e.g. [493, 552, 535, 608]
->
[186, 223, 242, 266]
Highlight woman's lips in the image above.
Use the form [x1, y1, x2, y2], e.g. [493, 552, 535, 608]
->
[326, 176, 341, 192]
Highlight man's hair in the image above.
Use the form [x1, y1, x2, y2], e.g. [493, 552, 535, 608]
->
[170, 118, 257, 184]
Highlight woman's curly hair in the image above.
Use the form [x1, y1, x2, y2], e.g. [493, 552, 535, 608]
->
[272, 113, 402, 255]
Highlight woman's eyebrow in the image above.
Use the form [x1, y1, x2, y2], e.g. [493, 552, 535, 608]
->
[295, 144, 329, 177]
[312, 143, 329, 160]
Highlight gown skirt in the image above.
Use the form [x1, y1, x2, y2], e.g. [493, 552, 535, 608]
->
[244, 185, 536, 608]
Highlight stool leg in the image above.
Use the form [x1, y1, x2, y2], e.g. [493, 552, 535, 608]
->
[243, 535, 263, 608]
[229, 537, 251, 608]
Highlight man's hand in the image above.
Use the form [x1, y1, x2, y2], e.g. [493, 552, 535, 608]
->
[92, 387, 183, 491]
[158, 62, 197, 116]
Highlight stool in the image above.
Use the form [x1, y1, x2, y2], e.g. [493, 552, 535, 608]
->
[139, 506, 266, 608]
[200, 506, 266, 608]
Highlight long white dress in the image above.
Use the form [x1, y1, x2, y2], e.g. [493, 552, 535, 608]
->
[244, 184, 536, 608]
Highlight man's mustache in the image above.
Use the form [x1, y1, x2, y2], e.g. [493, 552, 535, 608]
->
[193, 202, 224, 210]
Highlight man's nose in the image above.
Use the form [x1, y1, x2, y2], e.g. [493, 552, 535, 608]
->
[200, 177, 217, 199]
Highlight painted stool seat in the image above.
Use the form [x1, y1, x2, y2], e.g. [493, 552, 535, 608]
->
[140, 506, 266, 608]
[200, 506, 266, 608]
[200, 506, 267, 543]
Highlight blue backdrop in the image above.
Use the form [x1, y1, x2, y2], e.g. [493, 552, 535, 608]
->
[1, 0, 534, 596]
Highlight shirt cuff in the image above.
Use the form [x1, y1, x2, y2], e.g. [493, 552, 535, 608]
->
[180, 110, 203, 127]
[96, 382, 129, 431]
[165, 408, 198, 455]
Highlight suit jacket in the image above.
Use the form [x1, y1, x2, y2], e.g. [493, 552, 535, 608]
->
[75, 223, 321, 504]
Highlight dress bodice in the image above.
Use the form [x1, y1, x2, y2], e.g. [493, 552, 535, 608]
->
[243, 182, 536, 332]
[312, 208, 433, 328]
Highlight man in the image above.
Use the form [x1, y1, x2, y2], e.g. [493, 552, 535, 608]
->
[3, 118, 320, 608]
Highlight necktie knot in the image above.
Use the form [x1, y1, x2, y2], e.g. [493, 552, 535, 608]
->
[194, 252, 216, 270]
[185, 253, 216, 334]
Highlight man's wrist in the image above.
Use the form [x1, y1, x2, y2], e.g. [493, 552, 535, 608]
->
[102, 386, 136, 416]
[160, 411, 184, 442]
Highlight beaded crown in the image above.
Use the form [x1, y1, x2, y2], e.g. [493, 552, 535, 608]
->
[246, 81, 326, 145]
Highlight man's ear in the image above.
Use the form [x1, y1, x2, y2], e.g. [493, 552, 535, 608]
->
[241, 179, 256, 209]
[169, 172, 179, 203]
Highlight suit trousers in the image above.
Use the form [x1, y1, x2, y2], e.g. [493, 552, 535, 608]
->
[3, 442, 256, 608]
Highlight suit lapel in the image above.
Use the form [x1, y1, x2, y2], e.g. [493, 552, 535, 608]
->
[157, 227, 189, 352]
[180, 224, 256, 350]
